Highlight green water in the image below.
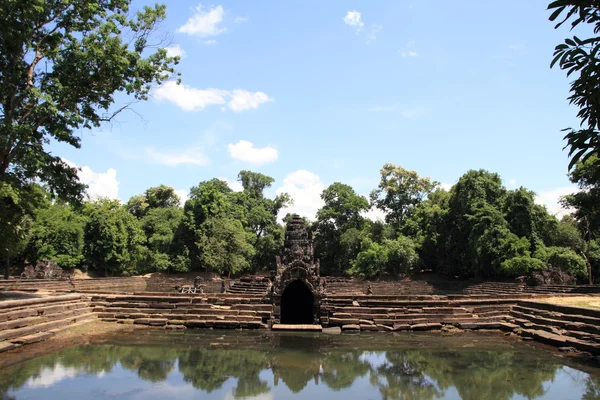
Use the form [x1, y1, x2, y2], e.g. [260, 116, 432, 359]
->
[1, 330, 599, 400]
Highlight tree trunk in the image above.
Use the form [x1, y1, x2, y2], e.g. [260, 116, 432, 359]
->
[586, 239, 593, 285]
[4, 258, 9, 279]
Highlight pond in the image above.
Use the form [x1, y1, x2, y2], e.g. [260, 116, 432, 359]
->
[1, 330, 599, 400]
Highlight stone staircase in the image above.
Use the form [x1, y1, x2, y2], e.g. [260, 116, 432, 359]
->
[320, 295, 518, 332]
[0, 294, 96, 353]
[507, 301, 600, 354]
[91, 292, 272, 330]
[226, 278, 270, 295]
[0, 277, 146, 293]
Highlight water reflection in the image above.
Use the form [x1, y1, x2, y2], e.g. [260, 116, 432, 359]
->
[1, 331, 599, 400]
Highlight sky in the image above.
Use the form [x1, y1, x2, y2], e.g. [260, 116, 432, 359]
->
[51, 0, 584, 220]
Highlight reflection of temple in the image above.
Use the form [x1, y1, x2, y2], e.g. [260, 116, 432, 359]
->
[271, 215, 324, 325]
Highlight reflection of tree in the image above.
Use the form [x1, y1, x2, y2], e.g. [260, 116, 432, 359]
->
[370, 352, 442, 400]
[2, 334, 599, 400]
[271, 351, 320, 393]
[320, 351, 370, 390]
[178, 348, 269, 398]
[119, 347, 177, 382]
[584, 375, 600, 400]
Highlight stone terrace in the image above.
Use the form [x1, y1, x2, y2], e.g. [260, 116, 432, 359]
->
[0, 277, 146, 293]
[91, 292, 272, 330]
[323, 277, 600, 296]
[0, 294, 96, 353]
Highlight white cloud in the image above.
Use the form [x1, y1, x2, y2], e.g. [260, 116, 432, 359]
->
[362, 206, 386, 222]
[164, 45, 186, 58]
[27, 365, 81, 388]
[277, 170, 325, 221]
[219, 177, 243, 192]
[534, 186, 578, 218]
[228, 140, 278, 164]
[234, 16, 248, 24]
[366, 24, 383, 44]
[228, 90, 272, 111]
[177, 5, 226, 37]
[440, 182, 453, 191]
[154, 81, 225, 111]
[63, 159, 119, 200]
[145, 147, 209, 167]
[508, 179, 517, 188]
[400, 40, 418, 57]
[344, 11, 382, 43]
[174, 189, 189, 206]
[344, 11, 365, 31]
[204, 39, 217, 45]
[153, 81, 272, 112]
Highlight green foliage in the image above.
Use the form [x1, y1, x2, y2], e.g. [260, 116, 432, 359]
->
[126, 185, 189, 274]
[348, 235, 419, 278]
[197, 217, 255, 276]
[28, 202, 85, 269]
[370, 163, 438, 227]
[348, 240, 388, 278]
[548, 1, 600, 171]
[0, 0, 179, 202]
[535, 246, 587, 278]
[83, 199, 145, 276]
[443, 170, 506, 276]
[0, 182, 48, 276]
[315, 182, 369, 274]
[501, 257, 546, 277]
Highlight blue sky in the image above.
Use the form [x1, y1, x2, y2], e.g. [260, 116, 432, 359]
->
[53, 0, 582, 219]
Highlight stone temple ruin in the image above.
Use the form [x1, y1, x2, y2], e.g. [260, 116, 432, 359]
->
[270, 215, 324, 325]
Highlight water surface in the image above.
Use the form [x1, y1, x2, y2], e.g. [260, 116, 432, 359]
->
[1, 330, 599, 400]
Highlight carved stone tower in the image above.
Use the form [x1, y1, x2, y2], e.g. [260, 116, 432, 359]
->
[271, 215, 323, 325]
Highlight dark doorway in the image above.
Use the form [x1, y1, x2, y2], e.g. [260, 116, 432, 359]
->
[281, 280, 314, 324]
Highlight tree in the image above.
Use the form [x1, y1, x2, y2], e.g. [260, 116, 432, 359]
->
[197, 217, 255, 277]
[370, 163, 438, 228]
[0, 1, 179, 201]
[28, 202, 85, 269]
[442, 170, 506, 276]
[314, 182, 369, 274]
[0, 182, 48, 277]
[144, 185, 181, 209]
[233, 171, 291, 271]
[83, 199, 145, 276]
[561, 155, 600, 282]
[549, 1, 600, 172]
[139, 207, 188, 273]
[126, 185, 188, 273]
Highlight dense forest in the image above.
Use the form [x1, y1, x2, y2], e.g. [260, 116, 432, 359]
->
[2, 159, 598, 281]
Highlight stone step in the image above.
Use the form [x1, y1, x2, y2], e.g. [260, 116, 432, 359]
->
[0, 306, 93, 331]
[510, 310, 600, 336]
[518, 301, 600, 319]
[105, 313, 262, 322]
[94, 306, 266, 316]
[272, 324, 322, 331]
[0, 294, 85, 311]
[513, 304, 600, 325]
[0, 300, 89, 322]
[0, 312, 96, 342]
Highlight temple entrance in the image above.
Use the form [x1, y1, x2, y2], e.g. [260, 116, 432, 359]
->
[280, 280, 314, 324]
